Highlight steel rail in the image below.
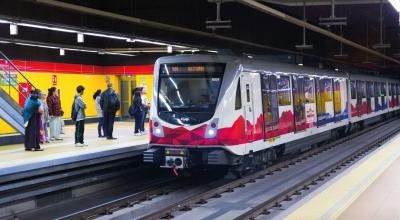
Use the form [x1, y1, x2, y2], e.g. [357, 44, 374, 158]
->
[56, 177, 186, 220]
[235, 122, 400, 220]
[139, 117, 400, 220]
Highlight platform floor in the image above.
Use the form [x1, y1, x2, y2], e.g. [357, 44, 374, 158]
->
[280, 133, 400, 220]
[0, 121, 149, 177]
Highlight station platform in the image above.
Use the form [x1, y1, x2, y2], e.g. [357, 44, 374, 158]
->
[0, 121, 149, 181]
[280, 133, 400, 220]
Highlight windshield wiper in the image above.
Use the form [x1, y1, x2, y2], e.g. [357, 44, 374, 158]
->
[159, 110, 198, 122]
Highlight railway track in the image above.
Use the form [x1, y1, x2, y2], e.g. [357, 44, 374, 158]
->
[139, 117, 400, 220]
[21, 117, 398, 220]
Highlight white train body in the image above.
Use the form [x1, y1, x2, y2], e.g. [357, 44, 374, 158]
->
[143, 55, 400, 169]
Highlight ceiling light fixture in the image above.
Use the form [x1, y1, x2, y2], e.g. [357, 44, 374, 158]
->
[10, 23, 18, 35]
[77, 33, 84, 43]
[389, 0, 400, 12]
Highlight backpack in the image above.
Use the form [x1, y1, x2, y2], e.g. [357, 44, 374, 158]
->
[108, 92, 120, 112]
[71, 97, 79, 121]
[128, 104, 136, 117]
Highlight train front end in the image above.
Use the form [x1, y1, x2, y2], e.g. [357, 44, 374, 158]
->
[143, 56, 231, 170]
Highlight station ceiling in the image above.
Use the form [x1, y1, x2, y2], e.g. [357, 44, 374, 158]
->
[0, 0, 399, 76]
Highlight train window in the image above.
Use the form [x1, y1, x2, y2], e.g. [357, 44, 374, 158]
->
[374, 82, 380, 97]
[261, 74, 279, 133]
[333, 79, 341, 115]
[356, 81, 366, 99]
[246, 84, 251, 102]
[304, 77, 315, 103]
[293, 75, 306, 128]
[367, 82, 374, 98]
[235, 79, 242, 110]
[381, 82, 387, 96]
[389, 83, 393, 96]
[277, 75, 291, 106]
[350, 80, 356, 99]
[316, 77, 333, 119]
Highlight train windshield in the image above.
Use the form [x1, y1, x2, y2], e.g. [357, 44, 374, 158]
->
[158, 63, 225, 125]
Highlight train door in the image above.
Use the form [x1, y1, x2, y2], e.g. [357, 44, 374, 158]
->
[389, 83, 393, 108]
[293, 75, 317, 131]
[374, 82, 381, 111]
[381, 82, 387, 110]
[350, 80, 358, 117]
[356, 81, 367, 116]
[366, 81, 374, 114]
[241, 74, 255, 142]
[261, 73, 279, 139]
[316, 77, 334, 126]
[333, 79, 342, 121]
[394, 83, 400, 106]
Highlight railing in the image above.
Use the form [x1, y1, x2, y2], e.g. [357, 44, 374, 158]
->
[0, 50, 36, 106]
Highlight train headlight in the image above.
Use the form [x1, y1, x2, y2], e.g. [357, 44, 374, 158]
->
[205, 119, 219, 139]
[152, 120, 164, 137]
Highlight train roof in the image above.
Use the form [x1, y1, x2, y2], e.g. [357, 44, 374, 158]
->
[155, 55, 398, 83]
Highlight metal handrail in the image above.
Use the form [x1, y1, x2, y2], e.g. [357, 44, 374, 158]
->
[0, 66, 28, 100]
[0, 50, 36, 90]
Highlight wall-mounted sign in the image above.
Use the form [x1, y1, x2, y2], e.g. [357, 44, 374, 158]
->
[52, 75, 57, 86]
[0, 73, 17, 86]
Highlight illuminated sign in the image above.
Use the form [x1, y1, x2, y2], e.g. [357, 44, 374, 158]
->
[161, 63, 225, 75]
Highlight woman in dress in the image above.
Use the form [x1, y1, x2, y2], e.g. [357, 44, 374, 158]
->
[93, 89, 104, 137]
[23, 89, 44, 151]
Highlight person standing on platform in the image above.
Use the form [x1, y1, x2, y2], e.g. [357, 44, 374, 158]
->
[100, 83, 120, 140]
[40, 91, 50, 144]
[47, 87, 63, 141]
[139, 87, 150, 134]
[132, 91, 144, 135]
[93, 89, 105, 138]
[23, 89, 44, 151]
[74, 85, 87, 147]
[57, 89, 66, 135]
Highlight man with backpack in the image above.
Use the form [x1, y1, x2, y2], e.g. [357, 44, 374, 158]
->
[100, 83, 120, 140]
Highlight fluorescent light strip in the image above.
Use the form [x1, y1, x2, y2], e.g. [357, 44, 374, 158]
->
[0, 19, 216, 53]
[0, 19, 184, 47]
[8, 41, 135, 56]
[133, 39, 168, 46]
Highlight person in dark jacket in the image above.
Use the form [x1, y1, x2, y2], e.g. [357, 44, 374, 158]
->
[74, 85, 87, 147]
[23, 89, 44, 151]
[100, 83, 120, 140]
[132, 91, 144, 135]
[47, 87, 63, 141]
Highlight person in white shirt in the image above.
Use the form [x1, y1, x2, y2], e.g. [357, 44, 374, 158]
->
[139, 87, 150, 134]
[93, 89, 104, 137]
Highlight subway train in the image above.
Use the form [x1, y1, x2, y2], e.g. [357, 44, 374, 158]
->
[143, 55, 400, 174]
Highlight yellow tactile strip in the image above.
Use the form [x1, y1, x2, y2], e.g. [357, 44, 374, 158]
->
[285, 133, 400, 220]
[0, 122, 149, 169]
